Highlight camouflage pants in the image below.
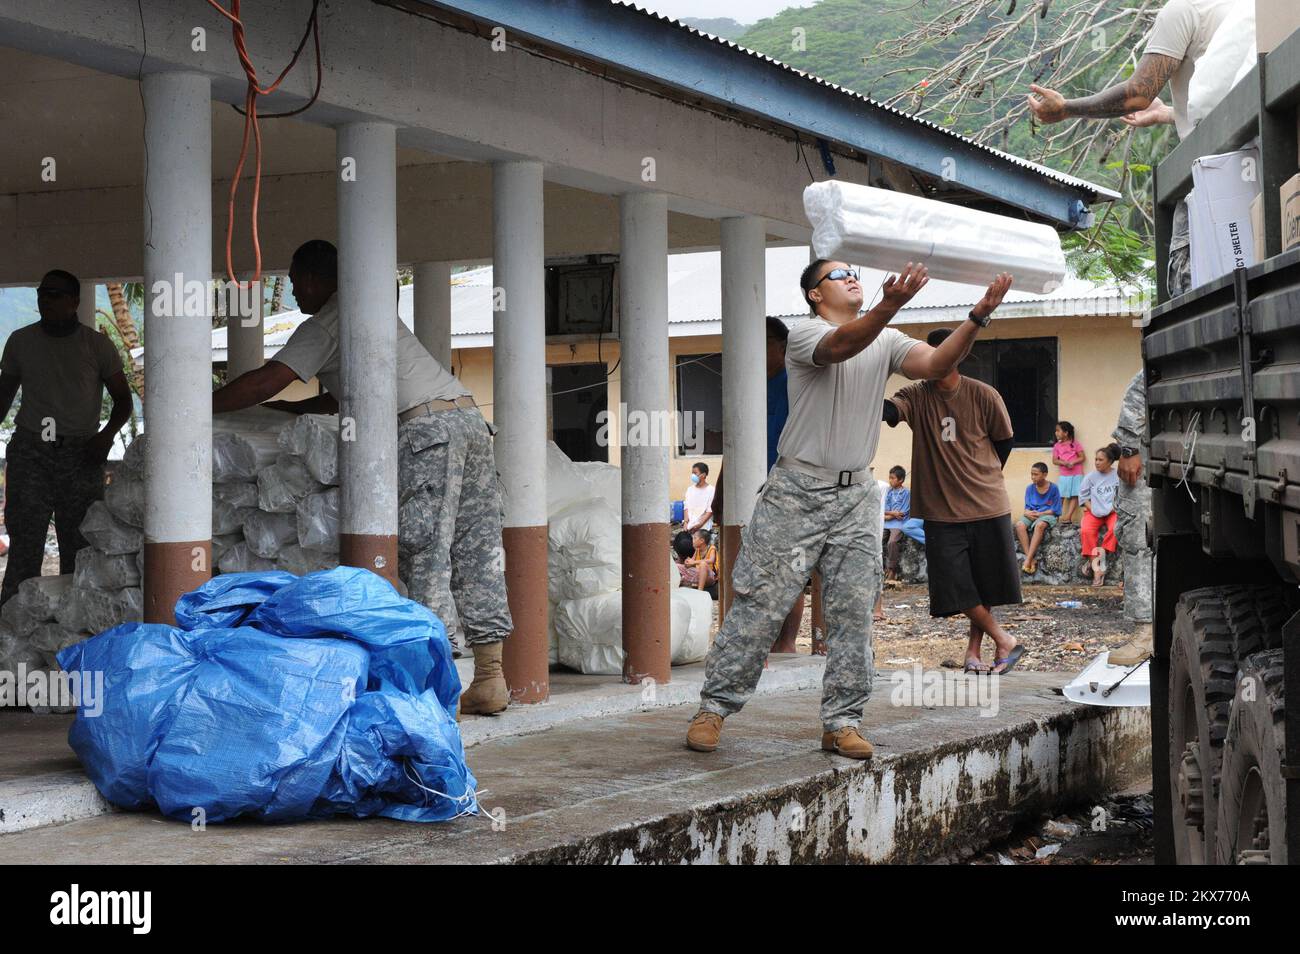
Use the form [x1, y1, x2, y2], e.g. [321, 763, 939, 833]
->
[1116, 476, 1153, 624]
[699, 466, 882, 731]
[397, 406, 512, 648]
[1, 428, 104, 605]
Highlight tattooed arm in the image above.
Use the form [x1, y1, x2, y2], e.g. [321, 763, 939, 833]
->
[1027, 53, 1181, 123]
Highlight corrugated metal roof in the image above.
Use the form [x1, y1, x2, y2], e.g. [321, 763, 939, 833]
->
[608, 1, 1118, 201]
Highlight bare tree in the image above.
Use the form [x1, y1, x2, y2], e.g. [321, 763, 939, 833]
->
[869, 0, 1172, 283]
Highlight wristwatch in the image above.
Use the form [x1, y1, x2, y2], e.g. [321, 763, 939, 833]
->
[1119, 445, 1139, 458]
[967, 308, 991, 328]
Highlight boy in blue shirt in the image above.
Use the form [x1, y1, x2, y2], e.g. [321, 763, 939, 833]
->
[1014, 462, 1061, 575]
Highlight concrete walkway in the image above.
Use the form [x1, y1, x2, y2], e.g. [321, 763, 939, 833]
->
[0, 668, 1151, 863]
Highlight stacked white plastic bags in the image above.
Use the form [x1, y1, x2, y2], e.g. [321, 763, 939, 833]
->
[546, 442, 710, 675]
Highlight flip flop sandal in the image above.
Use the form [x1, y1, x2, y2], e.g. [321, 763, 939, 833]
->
[991, 644, 1027, 675]
[963, 660, 991, 673]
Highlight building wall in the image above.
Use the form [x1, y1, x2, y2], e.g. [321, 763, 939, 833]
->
[447, 314, 1140, 520]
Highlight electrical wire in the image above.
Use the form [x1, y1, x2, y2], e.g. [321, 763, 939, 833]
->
[204, 0, 324, 288]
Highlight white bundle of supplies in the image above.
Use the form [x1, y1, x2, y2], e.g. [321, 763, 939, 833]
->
[803, 180, 1068, 294]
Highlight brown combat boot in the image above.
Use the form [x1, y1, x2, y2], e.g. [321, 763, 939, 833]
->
[821, 726, 874, 760]
[459, 641, 509, 716]
[1109, 624, 1154, 667]
[686, 711, 724, 752]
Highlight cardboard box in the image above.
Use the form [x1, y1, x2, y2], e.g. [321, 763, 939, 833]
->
[1188, 148, 1262, 286]
[1283, 173, 1300, 252]
[1258, 0, 1300, 54]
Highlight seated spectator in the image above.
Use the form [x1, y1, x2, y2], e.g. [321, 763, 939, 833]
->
[882, 465, 910, 583]
[673, 529, 719, 598]
[1014, 462, 1061, 574]
[1079, 444, 1122, 587]
[1053, 420, 1085, 524]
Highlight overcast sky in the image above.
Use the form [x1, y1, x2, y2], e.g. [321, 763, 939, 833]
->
[630, 1, 816, 25]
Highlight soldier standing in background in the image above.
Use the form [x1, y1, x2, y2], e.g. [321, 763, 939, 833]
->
[0, 269, 132, 604]
[1111, 370, 1154, 662]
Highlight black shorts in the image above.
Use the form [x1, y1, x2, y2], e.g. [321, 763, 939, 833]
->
[923, 516, 1023, 618]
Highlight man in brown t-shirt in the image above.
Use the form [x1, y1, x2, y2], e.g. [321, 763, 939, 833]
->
[884, 327, 1025, 674]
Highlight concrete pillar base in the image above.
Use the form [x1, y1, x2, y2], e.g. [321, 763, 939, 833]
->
[143, 540, 211, 624]
[720, 523, 741, 622]
[622, 522, 671, 685]
[339, 533, 399, 587]
[501, 524, 549, 704]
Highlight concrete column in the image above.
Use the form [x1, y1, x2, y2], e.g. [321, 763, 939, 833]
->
[336, 122, 400, 585]
[492, 161, 549, 704]
[619, 191, 671, 685]
[225, 280, 263, 379]
[140, 71, 212, 623]
[76, 281, 96, 328]
[719, 216, 767, 621]
[413, 261, 453, 368]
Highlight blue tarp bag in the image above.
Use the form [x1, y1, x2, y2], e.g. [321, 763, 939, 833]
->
[57, 566, 476, 824]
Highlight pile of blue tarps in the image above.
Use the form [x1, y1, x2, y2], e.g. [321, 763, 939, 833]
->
[57, 566, 476, 824]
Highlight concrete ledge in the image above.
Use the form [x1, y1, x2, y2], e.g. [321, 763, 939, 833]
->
[458, 655, 828, 748]
[0, 673, 1152, 863]
[0, 769, 114, 836]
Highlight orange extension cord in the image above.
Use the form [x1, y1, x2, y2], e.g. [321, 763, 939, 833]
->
[205, 0, 322, 288]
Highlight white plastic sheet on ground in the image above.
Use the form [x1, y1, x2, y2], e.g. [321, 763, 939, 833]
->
[547, 499, 622, 602]
[803, 180, 1067, 294]
[553, 588, 708, 675]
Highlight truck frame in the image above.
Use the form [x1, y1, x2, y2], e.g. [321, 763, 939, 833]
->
[1148, 29, 1300, 864]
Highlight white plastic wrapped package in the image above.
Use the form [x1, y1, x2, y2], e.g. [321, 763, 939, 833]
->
[275, 544, 338, 577]
[277, 414, 340, 485]
[213, 481, 259, 509]
[73, 547, 141, 591]
[29, 621, 89, 654]
[213, 406, 293, 433]
[103, 474, 145, 528]
[673, 586, 712, 665]
[258, 454, 325, 513]
[116, 436, 147, 481]
[14, 574, 73, 622]
[803, 180, 1067, 294]
[297, 488, 340, 553]
[546, 442, 620, 517]
[213, 497, 256, 536]
[217, 541, 277, 574]
[80, 501, 143, 555]
[56, 585, 142, 635]
[243, 510, 298, 559]
[0, 598, 39, 637]
[547, 499, 622, 602]
[553, 587, 696, 675]
[212, 430, 281, 483]
[212, 532, 243, 563]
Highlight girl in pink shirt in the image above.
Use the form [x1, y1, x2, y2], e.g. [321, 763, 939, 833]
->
[1052, 420, 1086, 523]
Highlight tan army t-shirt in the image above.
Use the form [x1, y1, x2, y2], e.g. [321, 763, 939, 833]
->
[779, 319, 920, 474]
[889, 375, 1014, 523]
[0, 323, 124, 437]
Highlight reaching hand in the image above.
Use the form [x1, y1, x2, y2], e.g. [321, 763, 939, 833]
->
[1121, 97, 1173, 128]
[972, 273, 1013, 320]
[1027, 84, 1068, 124]
[1118, 452, 1143, 486]
[880, 262, 929, 312]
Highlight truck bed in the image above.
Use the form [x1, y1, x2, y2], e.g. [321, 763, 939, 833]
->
[1144, 248, 1300, 518]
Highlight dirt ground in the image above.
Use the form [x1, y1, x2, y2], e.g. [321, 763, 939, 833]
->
[730, 580, 1141, 673]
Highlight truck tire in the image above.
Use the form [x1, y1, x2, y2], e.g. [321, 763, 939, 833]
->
[1215, 650, 1287, 864]
[1167, 585, 1298, 864]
